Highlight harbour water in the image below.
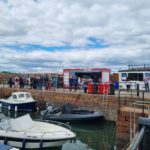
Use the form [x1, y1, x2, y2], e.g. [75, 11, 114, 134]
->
[1, 110, 116, 150]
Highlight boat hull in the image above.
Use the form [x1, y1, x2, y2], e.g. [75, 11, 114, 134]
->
[0, 101, 37, 112]
[0, 136, 72, 149]
[0, 115, 76, 149]
[42, 111, 104, 122]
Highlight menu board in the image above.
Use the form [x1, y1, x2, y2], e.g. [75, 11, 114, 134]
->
[63, 71, 70, 86]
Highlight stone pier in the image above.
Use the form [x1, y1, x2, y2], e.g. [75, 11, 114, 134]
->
[116, 107, 149, 149]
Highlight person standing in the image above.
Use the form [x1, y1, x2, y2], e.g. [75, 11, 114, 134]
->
[8, 76, 13, 88]
[69, 76, 73, 92]
[126, 78, 131, 92]
[83, 80, 88, 93]
[44, 74, 49, 90]
[73, 76, 78, 92]
[47, 78, 52, 90]
[144, 77, 149, 92]
[19, 76, 24, 88]
[14, 76, 20, 90]
[52, 77, 57, 91]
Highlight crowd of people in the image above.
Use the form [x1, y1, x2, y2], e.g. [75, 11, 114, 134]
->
[7, 74, 92, 93]
[6, 73, 99, 93]
[6, 74, 150, 93]
[69, 75, 100, 93]
[7, 74, 58, 91]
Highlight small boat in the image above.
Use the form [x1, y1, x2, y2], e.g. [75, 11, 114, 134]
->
[0, 114, 76, 149]
[0, 92, 37, 112]
[41, 103, 104, 122]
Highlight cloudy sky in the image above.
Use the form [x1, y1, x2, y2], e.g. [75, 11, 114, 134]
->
[0, 0, 150, 73]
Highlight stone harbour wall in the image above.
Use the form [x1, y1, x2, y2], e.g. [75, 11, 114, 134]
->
[0, 87, 118, 121]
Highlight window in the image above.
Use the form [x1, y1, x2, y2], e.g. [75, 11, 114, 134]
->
[26, 94, 30, 98]
[128, 73, 143, 81]
[145, 73, 150, 77]
[18, 94, 25, 98]
[121, 73, 127, 81]
[12, 95, 17, 99]
[122, 73, 127, 78]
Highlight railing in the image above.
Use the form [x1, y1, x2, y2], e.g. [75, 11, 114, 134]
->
[128, 64, 150, 70]
[118, 88, 145, 109]
[130, 101, 150, 142]
[34, 119, 72, 130]
[129, 126, 145, 150]
[6, 126, 70, 137]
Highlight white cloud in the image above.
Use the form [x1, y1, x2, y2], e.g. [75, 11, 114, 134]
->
[0, 0, 150, 72]
[0, 45, 149, 73]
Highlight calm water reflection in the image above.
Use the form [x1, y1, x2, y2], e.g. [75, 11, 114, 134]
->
[1, 110, 116, 150]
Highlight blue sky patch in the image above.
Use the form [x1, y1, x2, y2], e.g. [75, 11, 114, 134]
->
[0, 38, 109, 52]
[0, 44, 73, 52]
[87, 37, 108, 49]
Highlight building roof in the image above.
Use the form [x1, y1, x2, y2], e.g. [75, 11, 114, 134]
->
[119, 64, 150, 72]
[119, 68, 150, 72]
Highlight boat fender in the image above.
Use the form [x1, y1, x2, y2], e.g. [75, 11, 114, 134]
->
[70, 138, 76, 143]
[4, 136, 7, 145]
[22, 139, 26, 149]
[0, 103, 2, 108]
[37, 107, 39, 111]
[15, 106, 17, 112]
[8, 105, 10, 111]
[40, 140, 43, 149]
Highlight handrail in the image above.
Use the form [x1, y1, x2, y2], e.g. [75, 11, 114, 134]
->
[1, 119, 72, 138]
[34, 119, 71, 130]
[130, 126, 145, 150]
[130, 100, 150, 146]
[6, 129, 69, 136]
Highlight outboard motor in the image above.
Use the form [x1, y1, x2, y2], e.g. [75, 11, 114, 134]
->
[41, 106, 53, 115]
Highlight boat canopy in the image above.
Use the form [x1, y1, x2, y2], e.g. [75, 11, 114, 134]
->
[9, 114, 34, 131]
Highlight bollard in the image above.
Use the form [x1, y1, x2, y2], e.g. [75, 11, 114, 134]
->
[8, 105, 10, 110]
[15, 106, 18, 112]
[137, 83, 139, 96]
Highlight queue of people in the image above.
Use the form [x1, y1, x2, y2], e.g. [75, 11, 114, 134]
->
[7, 74, 150, 93]
[69, 76, 98, 93]
[8, 76, 25, 89]
[7, 74, 58, 91]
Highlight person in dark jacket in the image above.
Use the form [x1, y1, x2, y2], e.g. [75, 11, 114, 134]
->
[73, 76, 78, 92]
[83, 80, 88, 93]
[8, 76, 13, 88]
[52, 77, 57, 91]
[19, 76, 24, 88]
[69, 76, 73, 92]
[126, 78, 131, 92]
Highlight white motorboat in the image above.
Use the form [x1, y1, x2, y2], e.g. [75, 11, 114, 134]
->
[0, 114, 76, 149]
[0, 92, 37, 112]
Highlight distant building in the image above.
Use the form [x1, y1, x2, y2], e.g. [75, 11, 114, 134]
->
[119, 64, 150, 90]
